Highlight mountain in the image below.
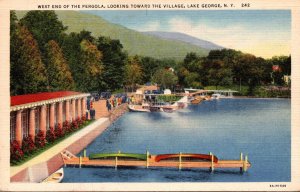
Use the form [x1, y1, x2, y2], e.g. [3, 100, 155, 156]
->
[15, 11, 211, 60]
[143, 31, 224, 50]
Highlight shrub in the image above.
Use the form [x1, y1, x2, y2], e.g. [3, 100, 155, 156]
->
[81, 115, 86, 122]
[55, 123, 64, 138]
[46, 127, 56, 143]
[63, 120, 72, 134]
[35, 130, 46, 148]
[76, 117, 83, 126]
[71, 119, 79, 130]
[10, 140, 24, 162]
[22, 136, 36, 154]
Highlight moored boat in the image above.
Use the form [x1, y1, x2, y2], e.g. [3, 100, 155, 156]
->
[211, 93, 221, 100]
[128, 104, 150, 112]
[89, 153, 148, 161]
[191, 96, 203, 104]
[155, 153, 218, 162]
[41, 168, 64, 183]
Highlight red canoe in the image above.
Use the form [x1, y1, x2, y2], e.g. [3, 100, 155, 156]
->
[155, 153, 218, 163]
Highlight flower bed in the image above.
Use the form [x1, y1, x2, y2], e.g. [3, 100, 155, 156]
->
[10, 116, 93, 166]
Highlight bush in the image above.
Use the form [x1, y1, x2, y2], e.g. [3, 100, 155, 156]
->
[35, 130, 46, 148]
[81, 115, 86, 122]
[63, 120, 72, 134]
[10, 140, 24, 162]
[22, 136, 36, 154]
[55, 123, 64, 138]
[76, 117, 83, 126]
[46, 127, 56, 143]
[71, 119, 79, 130]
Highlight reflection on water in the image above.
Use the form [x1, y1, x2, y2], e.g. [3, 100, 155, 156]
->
[64, 99, 291, 182]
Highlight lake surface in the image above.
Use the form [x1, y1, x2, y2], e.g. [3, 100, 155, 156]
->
[63, 98, 291, 182]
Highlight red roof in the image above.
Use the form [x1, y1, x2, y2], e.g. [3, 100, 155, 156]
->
[11, 91, 84, 106]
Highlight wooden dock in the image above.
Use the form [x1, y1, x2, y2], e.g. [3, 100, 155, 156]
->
[61, 150, 251, 172]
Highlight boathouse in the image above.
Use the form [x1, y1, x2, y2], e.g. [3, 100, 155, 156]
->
[10, 91, 90, 147]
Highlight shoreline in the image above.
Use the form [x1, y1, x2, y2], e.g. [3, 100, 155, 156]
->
[10, 103, 128, 182]
[231, 96, 291, 99]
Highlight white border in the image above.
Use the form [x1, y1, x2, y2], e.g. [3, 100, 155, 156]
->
[1, 0, 299, 191]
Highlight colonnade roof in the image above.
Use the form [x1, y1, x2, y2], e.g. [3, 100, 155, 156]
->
[10, 91, 90, 111]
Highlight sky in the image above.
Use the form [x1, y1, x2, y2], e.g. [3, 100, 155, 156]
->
[84, 10, 291, 58]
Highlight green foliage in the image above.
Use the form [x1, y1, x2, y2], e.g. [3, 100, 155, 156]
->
[20, 11, 66, 53]
[157, 95, 182, 102]
[125, 56, 143, 91]
[97, 36, 127, 91]
[184, 72, 202, 89]
[253, 86, 291, 98]
[10, 25, 48, 95]
[152, 68, 178, 89]
[140, 56, 160, 84]
[45, 40, 75, 91]
[79, 39, 104, 92]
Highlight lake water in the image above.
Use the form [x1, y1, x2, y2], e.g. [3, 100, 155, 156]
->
[63, 98, 291, 182]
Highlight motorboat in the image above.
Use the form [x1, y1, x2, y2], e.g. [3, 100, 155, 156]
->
[41, 168, 64, 183]
[211, 93, 221, 100]
[128, 103, 150, 112]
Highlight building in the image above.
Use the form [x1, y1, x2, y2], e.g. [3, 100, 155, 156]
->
[10, 91, 90, 147]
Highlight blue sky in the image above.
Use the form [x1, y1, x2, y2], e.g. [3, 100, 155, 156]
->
[84, 10, 291, 58]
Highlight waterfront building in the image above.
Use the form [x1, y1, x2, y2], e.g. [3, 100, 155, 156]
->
[10, 91, 90, 147]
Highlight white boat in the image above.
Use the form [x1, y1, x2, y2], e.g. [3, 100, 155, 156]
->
[42, 168, 64, 183]
[128, 103, 150, 112]
[211, 93, 221, 100]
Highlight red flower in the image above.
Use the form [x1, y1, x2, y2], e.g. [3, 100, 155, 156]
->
[81, 115, 86, 122]
[10, 140, 24, 162]
[22, 136, 36, 154]
[46, 127, 56, 143]
[63, 120, 72, 134]
[55, 123, 64, 138]
[35, 130, 46, 148]
[71, 120, 78, 130]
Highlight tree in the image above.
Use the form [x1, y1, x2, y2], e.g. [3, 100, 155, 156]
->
[152, 68, 178, 90]
[44, 40, 75, 91]
[140, 56, 160, 84]
[97, 36, 127, 91]
[10, 11, 18, 95]
[79, 39, 104, 92]
[206, 60, 232, 89]
[61, 31, 96, 91]
[10, 25, 48, 95]
[124, 56, 143, 92]
[20, 11, 67, 53]
[184, 72, 202, 89]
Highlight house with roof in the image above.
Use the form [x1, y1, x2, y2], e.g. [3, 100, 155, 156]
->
[10, 91, 90, 147]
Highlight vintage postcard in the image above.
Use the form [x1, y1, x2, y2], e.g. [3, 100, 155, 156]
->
[0, 0, 299, 191]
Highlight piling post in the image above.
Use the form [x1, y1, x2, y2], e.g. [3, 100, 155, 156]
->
[179, 152, 182, 170]
[115, 156, 118, 170]
[146, 150, 149, 168]
[210, 152, 214, 172]
[242, 155, 248, 172]
[79, 156, 82, 168]
[84, 149, 86, 157]
[240, 152, 243, 173]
